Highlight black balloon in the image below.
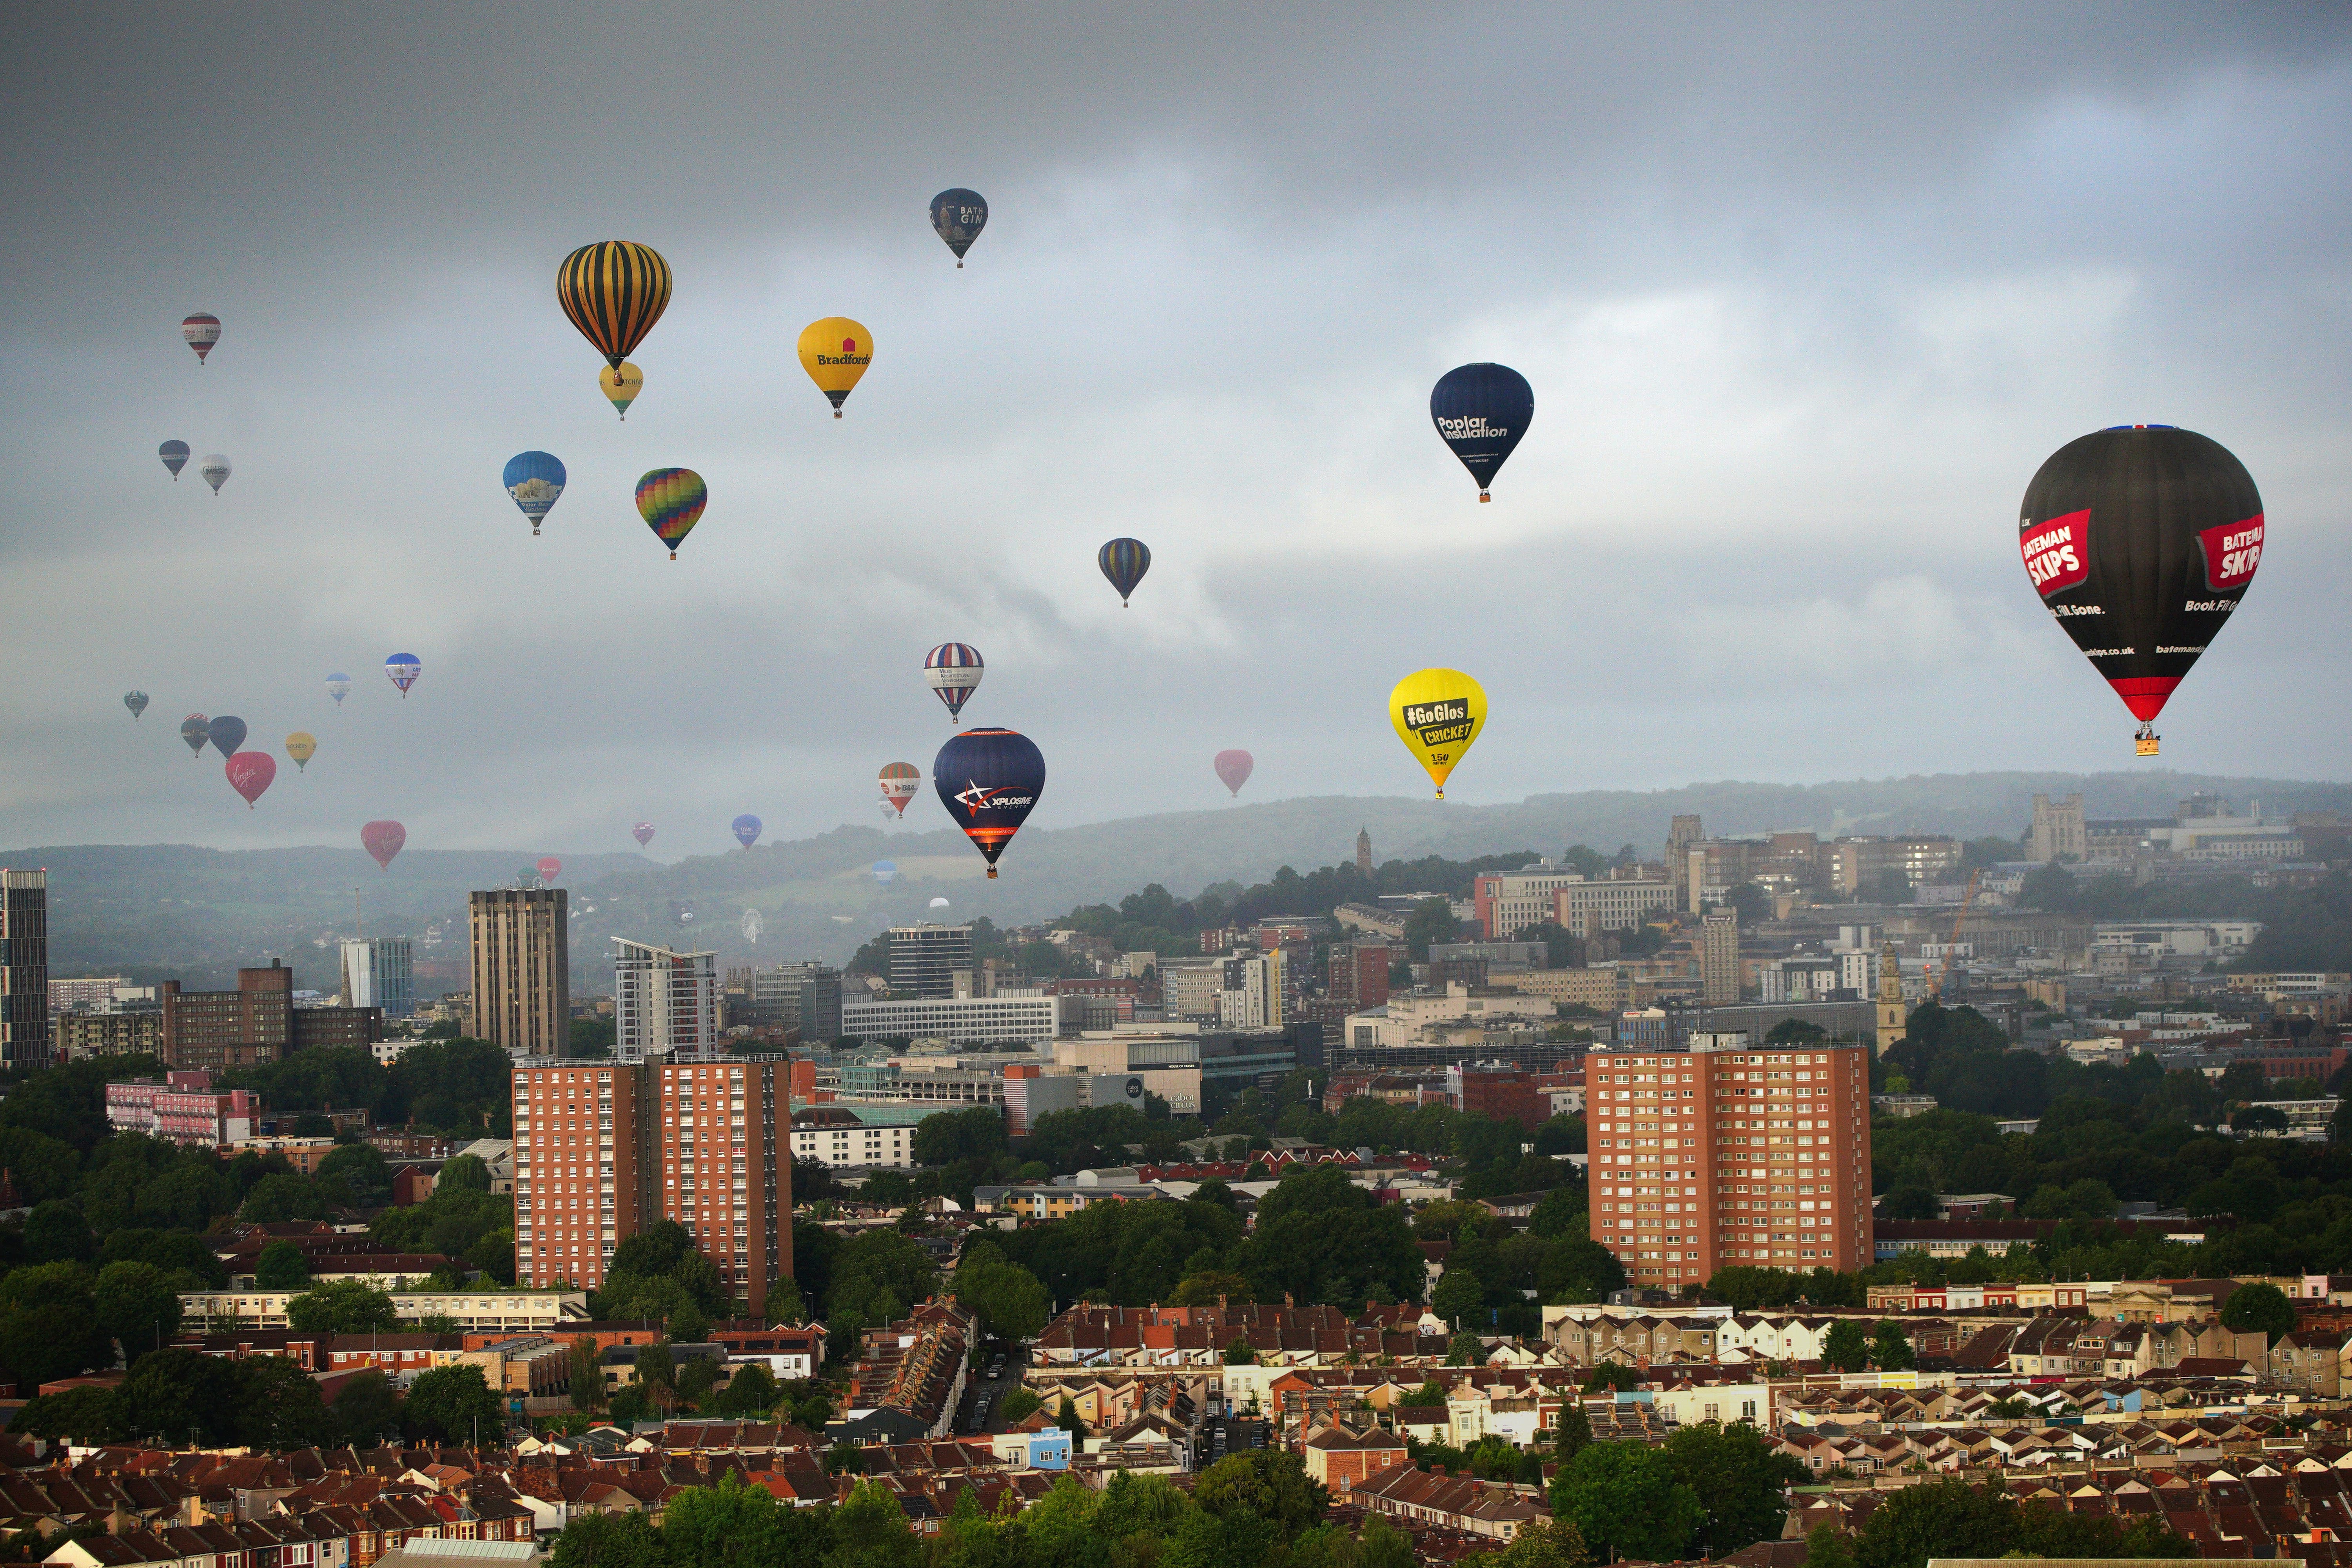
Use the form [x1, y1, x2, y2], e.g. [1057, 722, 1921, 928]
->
[1430, 363, 1533, 500]
[930, 188, 988, 265]
[933, 727, 1044, 878]
[2019, 425, 2263, 739]
[207, 715, 248, 759]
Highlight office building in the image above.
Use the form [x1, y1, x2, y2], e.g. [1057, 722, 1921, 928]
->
[799, 965, 844, 1044]
[1586, 1034, 1873, 1289]
[56, 1008, 162, 1059]
[0, 869, 50, 1068]
[340, 937, 416, 1019]
[654, 1056, 791, 1314]
[1328, 943, 1392, 1011]
[512, 1060, 658, 1296]
[840, 993, 1060, 1049]
[1160, 960, 1225, 1022]
[888, 924, 973, 999]
[2030, 793, 2086, 864]
[470, 889, 570, 1057]
[47, 975, 129, 1011]
[1700, 912, 1740, 1005]
[613, 938, 719, 1061]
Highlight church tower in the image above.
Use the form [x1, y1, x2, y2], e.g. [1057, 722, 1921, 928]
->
[1874, 942, 1907, 1055]
[1356, 827, 1373, 878]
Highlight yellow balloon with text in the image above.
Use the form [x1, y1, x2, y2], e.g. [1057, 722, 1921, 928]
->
[599, 361, 644, 419]
[284, 732, 317, 772]
[1388, 668, 1486, 799]
[797, 317, 873, 417]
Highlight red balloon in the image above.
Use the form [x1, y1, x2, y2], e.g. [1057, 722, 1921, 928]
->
[224, 752, 276, 809]
[362, 820, 407, 870]
[537, 856, 563, 885]
[1214, 748, 1254, 797]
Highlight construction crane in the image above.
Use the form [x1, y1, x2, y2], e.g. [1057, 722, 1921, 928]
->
[1935, 868, 1982, 998]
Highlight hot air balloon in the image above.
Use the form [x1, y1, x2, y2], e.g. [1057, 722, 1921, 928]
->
[159, 441, 189, 480]
[361, 820, 406, 870]
[1098, 538, 1150, 606]
[537, 856, 562, 885]
[1430, 363, 1533, 501]
[879, 761, 921, 816]
[929, 897, 951, 909]
[731, 814, 761, 849]
[181, 314, 221, 363]
[207, 715, 247, 759]
[929, 188, 988, 267]
[599, 362, 643, 419]
[874, 860, 897, 884]
[636, 468, 706, 559]
[180, 715, 209, 755]
[741, 908, 764, 943]
[200, 454, 231, 494]
[284, 732, 316, 771]
[1214, 749, 1254, 797]
[797, 318, 872, 417]
[1389, 668, 1486, 799]
[877, 799, 898, 820]
[502, 452, 566, 536]
[2020, 425, 2264, 755]
[557, 241, 672, 370]
[225, 752, 275, 808]
[922, 643, 984, 720]
[632, 821, 655, 848]
[934, 727, 1044, 879]
[385, 654, 421, 697]
[123, 691, 149, 720]
[325, 673, 351, 705]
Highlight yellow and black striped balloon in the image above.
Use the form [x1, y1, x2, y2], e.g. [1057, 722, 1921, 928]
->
[556, 241, 673, 369]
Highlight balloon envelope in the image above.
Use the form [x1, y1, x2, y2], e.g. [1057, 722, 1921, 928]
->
[1098, 538, 1150, 605]
[325, 673, 351, 704]
[929, 897, 951, 909]
[2019, 425, 2263, 742]
[224, 752, 275, 808]
[537, 856, 562, 885]
[503, 452, 567, 535]
[922, 643, 984, 720]
[1389, 668, 1487, 799]
[933, 727, 1045, 878]
[731, 814, 761, 849]
[123, 691, 149, 720]
[200, 454, 231, 494]
[929, 188, 988, 263]
[797, 317, 872, 415]
[385, 653, 421, 695]
[556, 242, 672, 369]
[159, 441, 189, 479]
[874, 860, 897, 884]
[632, 821, 655, 848]
[599, 362, 643, 419]
[879, 761, 922, 815]
[1430, 363, 1533, 500]
[361, 820, 407, 870]
[181, 313, 221, 362]
[1214, 749, 1254, 797]
[284, 732, 316, 771]
[180, 714, 209, 755]
[740, 908, 763, 942]
[636, 468, 706, 558]
[207, 715, 247, 759]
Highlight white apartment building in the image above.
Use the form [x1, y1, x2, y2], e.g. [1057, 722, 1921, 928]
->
[791, 1110, 918, 1169]
[1344, 984, 1556, 1049]
[841, 993, 1060, 1048]
[613, 938, 719, 1061]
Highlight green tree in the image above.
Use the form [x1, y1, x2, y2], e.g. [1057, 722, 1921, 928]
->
[1853, 1478, 2018, 1568]
[1446, 1330, 1486, 1366]
[334, 1368, 403, 1446]
[1432, 1268, 1486, 1328]
[1403, 897, 1460, 960]
[1822, 1319, 1869, 1372]
[2219, 1281, 2297, 1343]
[831, 1480, 921, 1568]
[439, 1153, 492, 1192]
[1556, 1395, 1592, 1459]
[1192, 1448, 1330, 1538]
[1869, 1321, 1916, 1372]
[1485, 1517, 1590, 1568]
[1661, 1421, 1809, 1556]
[404, 1362, 505, 1443]
[950, 1243, 1052, 1341]
[1550, 1440, 1704, 1564]
[23, 1200, 96, 1263]
[286, 1280, 399, 1334]
[713, 1360, 777, 1416]
[254, 1240, 312, 1289]
[1054, 1395, 1090, 1441]
[1803, 1523, 1857, 1568]
[93, 1260, 183, 1362]
[548, 1510, 668, 1568]
[999, 1386, 1042, 1424]
[0, 1262, 114, 1386]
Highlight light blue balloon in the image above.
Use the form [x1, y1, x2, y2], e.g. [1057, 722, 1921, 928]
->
[503, 451, 566, 535]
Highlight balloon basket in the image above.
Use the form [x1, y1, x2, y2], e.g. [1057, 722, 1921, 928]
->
[987, 867, 998, 879]
[2136, 727, 2161, 757]
[833, 410, 843, 419]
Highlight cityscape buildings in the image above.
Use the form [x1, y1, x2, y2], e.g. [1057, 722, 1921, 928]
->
[613, 938, 719, 1060]
[470, 889, 570, 1057]
[159, 961, 381, 1071]
[340, 936, 416, 1019]
[888, 923, 973, 999]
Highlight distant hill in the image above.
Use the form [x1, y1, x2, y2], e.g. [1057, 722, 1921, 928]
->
[13, 769, 2346, 991]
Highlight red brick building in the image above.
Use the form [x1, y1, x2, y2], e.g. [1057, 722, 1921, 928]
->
[1301, 1423, 1410, 1494]
[1448, 1062, 1545, 1129]
[1329, 944, 1393, 1010]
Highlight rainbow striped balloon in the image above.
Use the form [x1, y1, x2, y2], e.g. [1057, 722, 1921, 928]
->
[635, 468, 706, 559]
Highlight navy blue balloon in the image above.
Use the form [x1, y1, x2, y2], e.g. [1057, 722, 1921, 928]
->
[933, 728, 1045, 878]
[1430, 362, 1534, 499]
[207, 715, 247, 759]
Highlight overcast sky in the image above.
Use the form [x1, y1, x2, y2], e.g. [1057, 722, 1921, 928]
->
[3, 4, 2346, 861]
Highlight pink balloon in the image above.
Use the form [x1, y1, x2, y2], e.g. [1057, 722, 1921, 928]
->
[632, 821, 655, 848]
[224, 752, 276, 809]
[1214, 748, 1254, 797]
[537, 856, 562, 885]
[362, 820, 407, 870]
